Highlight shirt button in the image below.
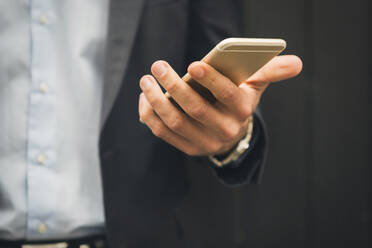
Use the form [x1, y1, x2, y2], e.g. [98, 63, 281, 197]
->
[39, 83, 49, 93]
[37, 223, 47, 233]
[36, 154, 47, 165]
[39, 15, 48, 25]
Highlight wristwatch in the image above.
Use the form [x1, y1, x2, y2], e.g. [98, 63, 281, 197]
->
[208, 115, 254, 167]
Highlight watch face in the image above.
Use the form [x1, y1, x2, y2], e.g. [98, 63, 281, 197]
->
[237, 142, 249, 153]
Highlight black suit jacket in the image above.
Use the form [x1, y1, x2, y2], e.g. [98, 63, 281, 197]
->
[99, 0, 268, 247]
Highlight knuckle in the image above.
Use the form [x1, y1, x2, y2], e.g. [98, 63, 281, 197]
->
[168, 116, 184, 132]
[148, 97, 162, 109]
[219, 86, 235, 102]
[139, 113, 146, 123]
[188, 104, 207, 119]
[138, 107, 145, 119]
[166, 81, 179, 94]
[152, 123, 166, 138]
[220, 124, 240, 141]
[184, 146, 200, 156]
[208, 71, 218, 84]
[238, 105, 253, 121]
[207, 141, 223, 154]
[139, 108, 151, 123]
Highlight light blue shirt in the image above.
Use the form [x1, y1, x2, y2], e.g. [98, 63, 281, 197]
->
[0, 0, 109, 240]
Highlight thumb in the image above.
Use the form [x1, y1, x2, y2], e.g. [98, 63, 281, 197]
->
[243, 55, 303, 92]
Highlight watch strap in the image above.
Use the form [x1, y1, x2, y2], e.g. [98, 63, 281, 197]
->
[208, 115, 254, 167]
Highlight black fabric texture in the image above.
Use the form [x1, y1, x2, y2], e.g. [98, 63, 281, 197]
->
[99, 0, 268, 247]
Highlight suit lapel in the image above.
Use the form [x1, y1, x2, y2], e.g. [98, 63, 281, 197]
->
[101, 0, 146, 129]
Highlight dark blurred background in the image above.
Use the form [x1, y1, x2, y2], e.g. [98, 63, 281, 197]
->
[177, 0, 371, 247]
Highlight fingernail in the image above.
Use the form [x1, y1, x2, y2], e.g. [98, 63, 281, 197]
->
[191, 67, 204, 79]
[140, 77, 152, 90]
[153, 62, 167, 77]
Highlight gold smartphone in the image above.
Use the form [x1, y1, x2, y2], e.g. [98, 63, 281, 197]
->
[182, 38, 286, 102]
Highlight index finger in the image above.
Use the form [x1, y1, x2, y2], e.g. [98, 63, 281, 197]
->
[187, 61, 248, 118]
[150, 60, 225, 126]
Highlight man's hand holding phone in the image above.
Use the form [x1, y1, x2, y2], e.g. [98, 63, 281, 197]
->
[138, 55, 302, 157]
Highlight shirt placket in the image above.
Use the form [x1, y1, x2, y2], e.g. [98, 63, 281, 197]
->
[26, 0, 57, 239]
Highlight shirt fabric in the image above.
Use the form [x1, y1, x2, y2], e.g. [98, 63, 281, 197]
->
[0, 0, 109, 240]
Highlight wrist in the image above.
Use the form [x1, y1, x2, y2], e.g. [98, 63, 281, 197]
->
[208, 115, 254, 167]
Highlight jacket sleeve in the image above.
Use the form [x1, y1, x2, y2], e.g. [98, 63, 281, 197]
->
[186, 0, 268, 186]
[206, 108, 268, 186]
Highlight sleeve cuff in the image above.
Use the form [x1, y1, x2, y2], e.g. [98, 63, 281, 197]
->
[208, 115, 254, 167]
[206, 112, 268, 186]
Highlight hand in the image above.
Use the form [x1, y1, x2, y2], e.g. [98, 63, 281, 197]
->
[138, 55, 302, 156]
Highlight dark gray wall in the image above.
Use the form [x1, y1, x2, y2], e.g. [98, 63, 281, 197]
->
[178, 0, 371, 247]
[243, 0, 371, 247]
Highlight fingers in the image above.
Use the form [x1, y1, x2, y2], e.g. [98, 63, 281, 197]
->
[150, 61, 225, 126]
[245, 55, 303, 91]
[150, 61, 251, 142]
[139, 75, 218, 150]
[139, 56, 303, 157]
[138, 93, 198, 156]
[138, 92, 243, 156]
[188, 61, 252, 120]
